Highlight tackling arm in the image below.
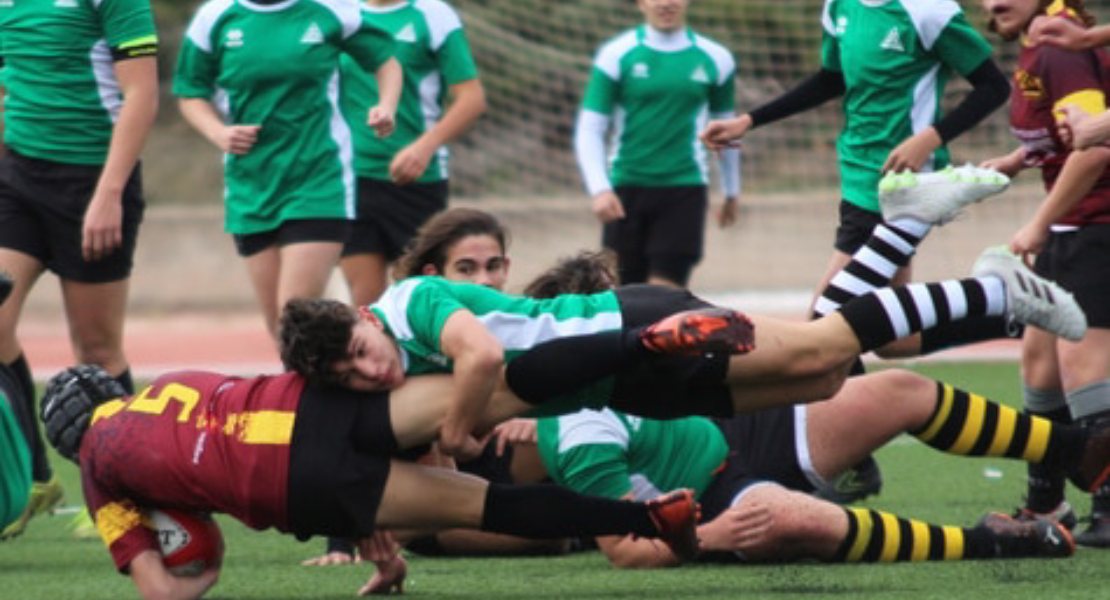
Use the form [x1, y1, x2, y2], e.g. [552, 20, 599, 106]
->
[129, 551, 220, 600]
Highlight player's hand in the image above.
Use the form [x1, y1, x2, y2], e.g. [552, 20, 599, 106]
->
[883, 128, 941, 174]
[592, 191, 625, 223]
[1057, 104, 1097, 150]
[358, 532, 406, 595]
[700, 115, 751, 151]
[216, 124, 261, 155]
[716, 196, 739, 228]
[697, 503, 773, 553]
[980, 148, 1026, 179]
[1028, 15, 1091, 50]
[301, 551, 361, 566]
[439, 420, 487, 462]
[367, 105, 396, 139]
[491, 419, 538, 456]
[1009, 219, 1049, 264]
[82, 189, 124, 262]
[389, 141, 433, 185]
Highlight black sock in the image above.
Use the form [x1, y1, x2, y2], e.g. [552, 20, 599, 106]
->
[920, 317, 1024, 355]
[1026, 406, 1071, 513]
[7, 355, 51, 482]
[505, 330, 643, 404]
[481, 483, 656, 539]
[114, 368, 134, 394]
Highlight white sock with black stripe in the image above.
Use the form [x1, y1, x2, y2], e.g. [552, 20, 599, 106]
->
[814, 218, 931, 318]
[838, 276, 1006, 352]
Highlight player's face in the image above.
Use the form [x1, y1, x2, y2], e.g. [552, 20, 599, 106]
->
[638, 0, 689, 32]
[981, 0, 1040, 41]
[331, 319, 405, 391]
[427, 234, 510, 291]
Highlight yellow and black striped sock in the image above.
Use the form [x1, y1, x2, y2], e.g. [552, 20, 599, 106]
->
[910, 382, 1085, 466]
[832, 507, 995, 562]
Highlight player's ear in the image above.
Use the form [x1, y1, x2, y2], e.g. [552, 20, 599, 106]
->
[421, 264, 440, 277]
[358, 306, 384, 330]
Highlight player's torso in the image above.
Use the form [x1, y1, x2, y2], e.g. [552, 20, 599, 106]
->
[374, 277, 622, 375]
[610, 30, 722, 186]
[537, 409, 728, 500]
[83, 371, 304, 530]
[343, 0, 457, 182]
[0, 0, 154, 164]
[1010, 42, 1110, 224]
[825, 0, 958, 210]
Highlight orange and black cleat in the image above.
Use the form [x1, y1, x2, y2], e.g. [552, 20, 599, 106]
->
[646, 488, 700, 562]
[640, 308, 755, 356]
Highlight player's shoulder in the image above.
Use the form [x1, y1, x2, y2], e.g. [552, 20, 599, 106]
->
[184, 0, 236, 46]
[897, 0, 966, 43]
[556, 408, 631, 450]
[692, 32, 735, 76]
[411, 0, 464, 24]
[594, 28, 641, 67]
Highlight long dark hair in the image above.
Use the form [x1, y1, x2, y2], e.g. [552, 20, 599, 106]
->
[394, 208, 509, 280]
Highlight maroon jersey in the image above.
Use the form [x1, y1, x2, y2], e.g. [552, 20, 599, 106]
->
[80, 371, 305, 571]
[1009, 33, 1110, 225]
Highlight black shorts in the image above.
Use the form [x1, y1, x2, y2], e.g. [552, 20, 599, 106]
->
[698, 406, 814, 524]
[232, 218, 351, 258]
[287, 382, 398, 541]
[0, 150, 145, 283]
[1034, 225, 1110, 328]
[343, 177, 448, 260]
[608, 285, 733, 418]
[834, 200, 883, 255]
[604, 185, 707, 285]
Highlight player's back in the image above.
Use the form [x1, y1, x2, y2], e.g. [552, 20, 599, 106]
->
[81, 371, 306, 532]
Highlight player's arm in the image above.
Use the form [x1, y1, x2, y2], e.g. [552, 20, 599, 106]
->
[438, 310, 504, 459]
[344, 18, 401, 139]
[390, 77, 485, 184]
[1030, 16, 1110, 50]
[129, 550, 220, 600]
[1062, 105, 1110, 150]
[83, 47, 158, 262]
[390, 19, 486, 185]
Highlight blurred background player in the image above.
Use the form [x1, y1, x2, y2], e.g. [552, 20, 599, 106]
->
[978, 0, 1110, 547]
[339, 0, 486, 307]
[0, 274, 30, 536]
[0, 0, 159, 538]
[574, 0, 740, 288]
[173, 0, 402, 339]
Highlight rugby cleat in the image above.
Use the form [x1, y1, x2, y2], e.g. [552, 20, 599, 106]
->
[0, 476, 64, 540]
[972, 246, 1087, 342]
[879, 164, 1010, 226]
[640, 308, 755, 355]
[1012, 501, 1078, 531]
[1075, 513, 1110, 548]
[646, 489, 700, 562]
[976, 512, 1075, 558]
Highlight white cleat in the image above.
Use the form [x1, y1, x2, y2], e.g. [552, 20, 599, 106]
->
[879, 164, 1010, 225]
[972, 246, 1087, 342]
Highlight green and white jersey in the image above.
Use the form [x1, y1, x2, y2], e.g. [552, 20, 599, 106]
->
[821, 0, 992, 212]
[0, 0, 157, 165]
[174, 0, 395, 235]
[577, 25, 736, 191]
[341, 0, 477, 183]
[0, 393, 31, 532]
[371, 276, 622, 376]
[537, 408, 727, 501]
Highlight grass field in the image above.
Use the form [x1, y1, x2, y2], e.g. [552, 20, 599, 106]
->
[3, 362, 1103, 600]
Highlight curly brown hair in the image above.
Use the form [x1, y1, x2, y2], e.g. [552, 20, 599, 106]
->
[394, 208, 509, 280]
[522, 251, 618, 299]
[278, 298, 359, 385]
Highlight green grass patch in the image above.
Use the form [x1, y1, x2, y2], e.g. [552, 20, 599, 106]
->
[1, 362, 1100, 599]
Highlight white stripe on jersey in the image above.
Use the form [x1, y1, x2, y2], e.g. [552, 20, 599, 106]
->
[89, 41, 122, 123]
[478, 310, 622, 351]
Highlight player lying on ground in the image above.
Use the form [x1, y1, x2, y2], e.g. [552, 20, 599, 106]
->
[516, 257, 1101, 566]
[40, 366, 699, 600]
[279, 241, 1086, 458]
